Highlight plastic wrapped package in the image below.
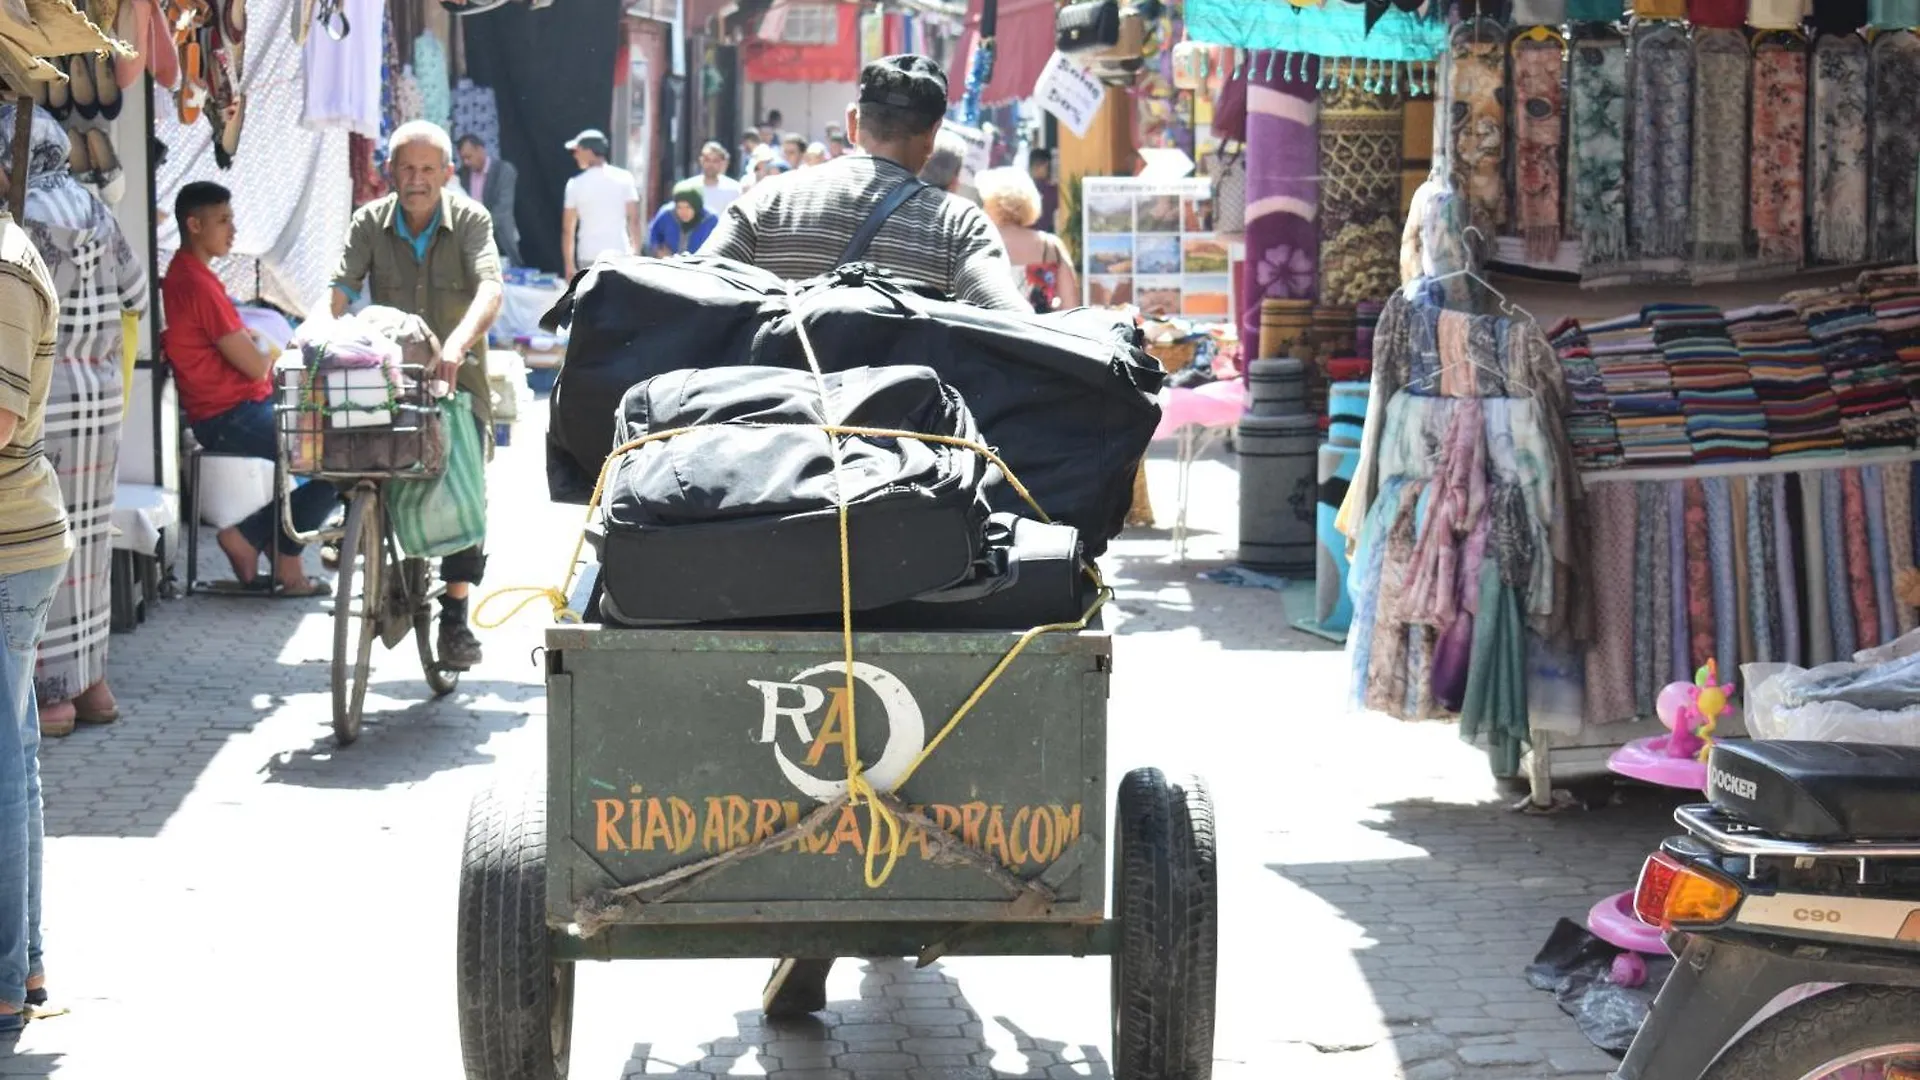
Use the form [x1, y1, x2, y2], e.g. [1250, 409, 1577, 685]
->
[1742, 658, 1920, 747]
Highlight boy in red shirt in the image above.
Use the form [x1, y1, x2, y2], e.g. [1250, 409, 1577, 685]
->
[161, 183, 336, 594]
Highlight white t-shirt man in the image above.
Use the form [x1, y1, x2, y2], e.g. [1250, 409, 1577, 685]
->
[564, 163, 640, 266]
[699, 173, 743, 215]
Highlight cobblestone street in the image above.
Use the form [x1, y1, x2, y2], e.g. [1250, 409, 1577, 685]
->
[5, 399, 1679, 1079]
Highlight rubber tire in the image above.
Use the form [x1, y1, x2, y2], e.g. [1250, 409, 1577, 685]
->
[1701, 985, 1920, 1080]
[408, 558, 460, 697]
[332, 490, 381, 746]
[457, 780, 574, 1080]
[1112, 768, 1218, 1080]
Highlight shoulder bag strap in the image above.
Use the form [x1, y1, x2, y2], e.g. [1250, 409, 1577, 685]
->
[838, 176, 930, 266]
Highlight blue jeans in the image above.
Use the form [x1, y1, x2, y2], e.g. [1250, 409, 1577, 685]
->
[0, 560, 65, 1008]
[192, 399, 338, 556]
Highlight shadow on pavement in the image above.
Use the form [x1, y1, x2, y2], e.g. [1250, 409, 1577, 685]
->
[618, 959, 1110, 1080]
[1264, 786, 1687, 1077]
[256, 677, 543, 790]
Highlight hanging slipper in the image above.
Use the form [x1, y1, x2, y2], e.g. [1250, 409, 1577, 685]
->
[115, 0, 150, 88]
[142, 0, 179, 88]
[45, 56, 71, 121]
[84, 129, 124, 203]
[68, 130, 93, 182]
[68, 47, 100, 120]
[222, 0, 245, 84]
[177, 37, 206, 124]
[94, 54, 122, 119]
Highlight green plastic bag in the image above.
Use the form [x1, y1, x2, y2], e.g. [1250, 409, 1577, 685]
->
[388, 391, 487, 558]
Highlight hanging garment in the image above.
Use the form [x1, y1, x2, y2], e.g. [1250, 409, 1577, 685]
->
[1639, 0, 1689, 15]
[1512, 0, 1567, 21]
[1512, 35, 1566, 263]
[1800, 473, 1835, 664]
[1401, 397, 1487, 627]
[1822, 467, 1857, 657]
[1842, 468, 1882, 649]
[1690, 29, 1750, 267]
[1633, 481, 1662, 717]
[1869, 0, 1920, 26]
[1748, 476, 1779, 663]
[451, 77, 502, 156]
[1871, 31, 1920, 262]
[1732, 476, 1755, 665]
[1628, 23, 1693, 261]
[1685, 478, 1714, 670]
[1884, 460, 1918, 633]
[1865, 466, 1900, 645]
[1569, 0, 1626, 17]
[1773, 475, 1803, 664]
[1316, 83, 1405, 306]
[1704, 477, 1740, 683]
[1449, 23, 1509, 239]
[1585, 480, 1637, 724]
[1749, 0, 1812, 25]
[1814, 0, 1870, 30]
[1185, 0, 1450, 70]
[413, 31, 452, 130]
[1810, 33, 1871, 265]
[1569, 34, 1629, 267]
[391, 65, 426, 126]
[1649, 481, 1675, 689]
[1691, 0, 1749, 25]
[1669, 482, 1690, 680]
[1750, 35, 1809, 266]
[302, 0, 384, 137]
[1460, 495, 1530, 777]
[1239, 53, 1321, 352]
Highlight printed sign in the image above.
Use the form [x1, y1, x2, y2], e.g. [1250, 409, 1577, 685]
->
[585, 661, 1084, 871]
[1032, 51, 1105, 138]
[1081, 176, 1228, 321]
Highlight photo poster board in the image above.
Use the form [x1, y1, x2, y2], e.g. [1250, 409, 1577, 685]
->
[1080, 177, 1229, 323]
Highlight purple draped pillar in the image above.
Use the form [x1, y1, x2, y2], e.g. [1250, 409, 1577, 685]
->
[1238, 51, 1322, 352]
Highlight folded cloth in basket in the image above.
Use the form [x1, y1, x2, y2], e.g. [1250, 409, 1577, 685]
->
[595, 365, 996, 625]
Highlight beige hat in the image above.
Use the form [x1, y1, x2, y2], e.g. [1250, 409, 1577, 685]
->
[0, 0, 130, 91]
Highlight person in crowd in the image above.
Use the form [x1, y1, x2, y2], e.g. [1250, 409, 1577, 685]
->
[779, 132, 806, 171]
[745, 145, 790, 191]
[163, 182, 336, 597]
[646, 181, 718, 256]
[830, 133, 856, 158]
[560, 128, 640, 280]
[1, 106, 146, 738]
[705, 55, 1027, 312]
[456, 133, 520, 265]
[738, 130, 763, 178]
[0, 153, 73, 1040]
[919, 129, 967, 193]
[329, 121, 502, 670]
[764, 109, 784, 136]
[689, 141, 741, 216]
[1029, 150, 1059, 234]
[975, 165, 1078, 313]
[802, 142, 829, 168]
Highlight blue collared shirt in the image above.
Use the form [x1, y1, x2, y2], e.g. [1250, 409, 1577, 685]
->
[395, 207, 442, 263]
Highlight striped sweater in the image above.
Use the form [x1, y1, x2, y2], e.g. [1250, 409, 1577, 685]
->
[0, 216, 70, 574]
[704, 154, 1029, 313]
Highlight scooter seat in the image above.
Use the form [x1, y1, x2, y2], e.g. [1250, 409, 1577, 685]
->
[1708, 741, 1920, 841]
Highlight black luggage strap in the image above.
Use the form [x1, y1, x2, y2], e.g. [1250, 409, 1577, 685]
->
[838, 177, 929, 266]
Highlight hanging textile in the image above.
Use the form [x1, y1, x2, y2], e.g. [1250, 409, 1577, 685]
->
[1638, 0, 1688, 17]
[1870, 31, 1920, 263]
[1814, 0, 1869, 30]
[1628, 23, 1692, 261]
[1810, 33, 1871, 265]
[1690, 0, 1749, 26]
[451, 78, 503, 156]
[1317, 83, 1405, 306]
[1568, 34, 1629, 266]
[1185, 0, 1448, 73]
[1690, 29, 1749, 268]
[1749, 0, 1812, 25]
[1239, 52, 1322, 352]
[1750, 34, 1809, 267]
[1512, 33, 1565, 263]
[1585, 480, 1637, 724]
[1512, 0, 1567, 22]
[1868, 0, 1920, 26]
[302, 0, 385, 136]
[413, 31, 453, 131]
[1449, 22, 1509, 240]
[1568, 0, 1625, 17]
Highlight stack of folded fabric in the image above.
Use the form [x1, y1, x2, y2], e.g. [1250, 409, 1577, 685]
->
[1651, 303, 1770, 463]
[1729, 302, 1847, 458]
[1584, 312, 1692, 466]
[1859, 267, 1920, 402]
[1353, 300, 1385, 364]
[1549, 318, 1622, 469]
[1306, 305, 1357, 421]
[1793, 284, 1917, 451]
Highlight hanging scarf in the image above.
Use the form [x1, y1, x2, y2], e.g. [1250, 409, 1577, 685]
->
[1810, 33, 1871, 265]
[1512, 0, 1566, 21]
[1569, 35, 1629, 266]
[1239, 52, 1322, 352]
[1691, 0, 1749, 25]
[1690, 30, 1750, 267]
[1871, 31, 1920, 262]
[1512, 35, 1565, 263]
[1751, 34, 1809, 266]
[1629, 23, 1693, 261]
[1749, 0, 1811, 25]
[1638, 0, 1689, 16]
[1815, 0, 1869, 30]
[1568, 0, 1625, 17]
[1317, 82, 1405, 305]
[1869, 0, 1920, 26]
[1449, 22, 1509, 240]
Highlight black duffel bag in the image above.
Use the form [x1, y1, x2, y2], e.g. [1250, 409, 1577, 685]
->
[544, 258, 1163, 556]
[595, 364, 994, 626]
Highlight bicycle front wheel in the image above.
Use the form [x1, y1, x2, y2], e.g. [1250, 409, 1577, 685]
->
[333, 489, 382, 746]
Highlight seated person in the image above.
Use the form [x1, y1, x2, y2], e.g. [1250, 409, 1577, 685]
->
[645, 181, 718, 257]
[161, 182, 336, 595]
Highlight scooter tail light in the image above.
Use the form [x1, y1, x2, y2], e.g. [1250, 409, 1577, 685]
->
[1633, 850, 1742, 929]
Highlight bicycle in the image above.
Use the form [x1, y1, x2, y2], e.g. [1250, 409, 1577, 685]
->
[276, 357, 461, 746]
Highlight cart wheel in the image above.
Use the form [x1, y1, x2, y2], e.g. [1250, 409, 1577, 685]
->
[458, 780, 573, 1080]
[408, 560, 460, 697]
[332, 489, 381, 746]
[1112, 768, 1217, 1080]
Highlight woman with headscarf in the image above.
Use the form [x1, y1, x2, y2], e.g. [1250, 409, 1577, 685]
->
[644, 181, 719, 257]
[2, 105, 147, 739]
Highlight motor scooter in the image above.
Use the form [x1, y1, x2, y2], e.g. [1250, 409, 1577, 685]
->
[1613, 740, 1920, 1080]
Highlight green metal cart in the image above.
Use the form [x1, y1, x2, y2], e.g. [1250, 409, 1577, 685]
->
[456, 620, 1217, 1080]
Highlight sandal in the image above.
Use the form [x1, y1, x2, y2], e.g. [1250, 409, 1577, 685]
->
[39, 702, 76, 739]
[274, 576, 327, 598]
[67, 132, 93, 182]
[44, 57, 71, 120]
[176, 38, 205, 124]
[68, 49, 99, 120]
[145, 0, 180, 89]
[84, 129, 123, 202]
[94, 54, 122, 119]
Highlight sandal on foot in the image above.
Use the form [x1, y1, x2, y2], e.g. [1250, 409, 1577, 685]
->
[39, 702, 76, 739]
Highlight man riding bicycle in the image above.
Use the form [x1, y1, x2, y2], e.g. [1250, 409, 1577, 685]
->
[329, 120, 502, 670]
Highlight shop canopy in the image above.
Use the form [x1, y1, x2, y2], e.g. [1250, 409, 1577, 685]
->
[946, 0, 1053, 109]
[745, 0, 862, 83]
[1185, 0, 1448, 65]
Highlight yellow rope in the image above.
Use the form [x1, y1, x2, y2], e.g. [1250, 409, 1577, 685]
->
[481, 296, 1105, 888]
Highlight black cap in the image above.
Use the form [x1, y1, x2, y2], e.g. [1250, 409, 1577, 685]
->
[857, 54, 948, 119]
